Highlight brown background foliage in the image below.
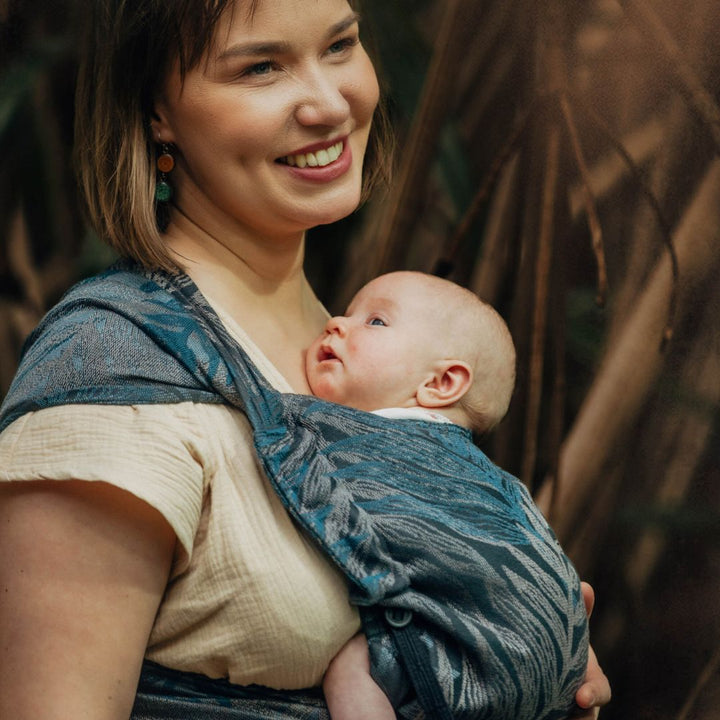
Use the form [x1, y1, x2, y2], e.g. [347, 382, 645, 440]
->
[1, 1, 719, 717]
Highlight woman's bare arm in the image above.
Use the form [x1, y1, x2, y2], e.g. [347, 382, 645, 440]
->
[0, 480, 175, 720]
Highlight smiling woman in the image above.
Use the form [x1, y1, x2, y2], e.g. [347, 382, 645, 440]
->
[151, 0, 379, 249]
[0, 0, 610, 718]
[74, 0, 391, 275]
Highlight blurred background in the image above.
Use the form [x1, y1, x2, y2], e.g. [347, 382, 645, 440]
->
[1, 0, 719, 717]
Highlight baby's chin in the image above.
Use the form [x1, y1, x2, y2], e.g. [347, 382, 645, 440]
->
[305, 367, 372, 410]
[305, 373, 339, 404]
[307, 380, 364, 411]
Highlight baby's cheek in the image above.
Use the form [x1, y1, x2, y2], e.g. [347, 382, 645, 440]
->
[346, 338, 362, 355]
[305, 364, 324, 397]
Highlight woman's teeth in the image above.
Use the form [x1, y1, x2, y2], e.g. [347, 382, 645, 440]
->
[282, 141, 343, 168]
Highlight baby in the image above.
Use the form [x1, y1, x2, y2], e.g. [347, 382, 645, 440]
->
[305, 271, 534, 719]
[306, 270, 515, 438]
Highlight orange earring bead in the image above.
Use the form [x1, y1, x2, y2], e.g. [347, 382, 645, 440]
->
[157, 152, 175, 174]
[155, 144, 175, 204]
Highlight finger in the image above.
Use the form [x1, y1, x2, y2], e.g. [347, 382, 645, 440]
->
[581, 581, 595, 618]
[576, 646, 611, 709]
[575, 682, 598, 709]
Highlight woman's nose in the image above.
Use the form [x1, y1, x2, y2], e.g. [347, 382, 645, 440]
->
[294, 68, 351, 127]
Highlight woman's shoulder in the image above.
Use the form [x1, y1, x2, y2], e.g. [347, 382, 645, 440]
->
[0, 263, 223, 433]
[0, 401, 247, 570]
[47, 260, 177, 309]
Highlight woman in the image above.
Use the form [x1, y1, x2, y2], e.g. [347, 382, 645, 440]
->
[0, 0, 610, 717]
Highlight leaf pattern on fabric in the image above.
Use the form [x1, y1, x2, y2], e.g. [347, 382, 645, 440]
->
[0, 262, 588, 719]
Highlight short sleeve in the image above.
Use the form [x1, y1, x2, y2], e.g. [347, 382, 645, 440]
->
[0, 402, 207, 571]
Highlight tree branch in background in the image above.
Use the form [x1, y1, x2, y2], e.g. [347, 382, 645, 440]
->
[468, 153, 520, 305]
[537, 159, 720, 540]
[546, 244, 568, 522]
[675, 643, 720, 720]
[572, 94, 680, 346]
[7, 207, 44, 316]
[567, 115, 664, 221]
[521, 122, 560, 487]
[520, 0, 566, 487]
[622, 298, 720, 599]
[619, 0, 720, 154]
[373, 0, 473, 275]
[436, 102, 533, 279]
[560, 93, 608, 307]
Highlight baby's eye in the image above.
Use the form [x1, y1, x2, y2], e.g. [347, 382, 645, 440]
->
[367, 317, 387, 327]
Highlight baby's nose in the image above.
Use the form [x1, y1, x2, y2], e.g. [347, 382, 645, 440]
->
[326, 316, 347, 335]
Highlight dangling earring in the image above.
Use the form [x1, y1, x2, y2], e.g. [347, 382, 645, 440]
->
[155, 143, 174, 231]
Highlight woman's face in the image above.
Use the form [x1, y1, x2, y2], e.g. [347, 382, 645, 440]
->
[153, 0, 379, 240]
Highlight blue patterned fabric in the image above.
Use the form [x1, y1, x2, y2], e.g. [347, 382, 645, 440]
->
[131, 660, 423, 720]
[132, 661, 332, 720]
[0, 262, 588, 719]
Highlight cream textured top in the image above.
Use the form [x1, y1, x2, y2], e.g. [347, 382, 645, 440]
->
[0, 305, 360, 690]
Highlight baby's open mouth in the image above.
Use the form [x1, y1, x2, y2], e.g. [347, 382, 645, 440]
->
[277, 141, 344, 169]
[318, 346, 339, 362]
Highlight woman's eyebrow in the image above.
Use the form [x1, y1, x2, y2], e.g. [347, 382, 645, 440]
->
[216, 12, 360, 61]
[328, 12, 361, 38]
[217, 40, 291, 61]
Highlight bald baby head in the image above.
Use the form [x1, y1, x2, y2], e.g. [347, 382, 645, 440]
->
[307, 271, 516, 434]
[386, 272, 516, 433]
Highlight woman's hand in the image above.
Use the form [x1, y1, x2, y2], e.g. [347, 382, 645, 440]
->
[0, 480, 175, 720]
[573, 582, 611, 718]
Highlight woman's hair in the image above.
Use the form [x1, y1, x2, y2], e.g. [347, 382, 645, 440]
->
[74, 0, 393, 272]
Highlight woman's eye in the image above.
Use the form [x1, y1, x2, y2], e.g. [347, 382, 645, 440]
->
[243, 60, 275, 77]
[327, 36, 359, 55]
[368, 317, 386, 327]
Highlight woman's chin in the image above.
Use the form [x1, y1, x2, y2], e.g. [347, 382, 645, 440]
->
[306, 176, 364, 227]
[313, 197, 363, 227]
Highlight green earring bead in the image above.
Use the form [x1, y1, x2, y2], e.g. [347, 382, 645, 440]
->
[155, 180, 172, 202]
[155, 143, 174, 203]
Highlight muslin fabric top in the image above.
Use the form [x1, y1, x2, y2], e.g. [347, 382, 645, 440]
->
[0, 300, 361, 690]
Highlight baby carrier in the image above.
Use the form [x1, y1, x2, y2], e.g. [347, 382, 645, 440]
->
[0, 263, 588, 719]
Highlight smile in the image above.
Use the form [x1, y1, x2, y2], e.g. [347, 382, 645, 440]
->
[278, 141, 344, 169]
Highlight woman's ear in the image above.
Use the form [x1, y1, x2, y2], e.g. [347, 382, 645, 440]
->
[150, 102, 176, 145]
[416, 361, 472, 409]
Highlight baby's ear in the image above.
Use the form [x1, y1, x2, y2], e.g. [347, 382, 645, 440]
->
[416, 361, 472, 408]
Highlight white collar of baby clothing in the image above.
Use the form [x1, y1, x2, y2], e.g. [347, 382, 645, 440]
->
[371, 407, 454, 424]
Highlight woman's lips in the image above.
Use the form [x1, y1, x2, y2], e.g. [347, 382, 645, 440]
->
[278, 140, 345, 169]
[276, 139, 352, 183]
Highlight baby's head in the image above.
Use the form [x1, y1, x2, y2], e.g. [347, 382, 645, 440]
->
[306, 271, 516, 434]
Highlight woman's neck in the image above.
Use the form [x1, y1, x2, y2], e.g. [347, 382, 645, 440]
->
[166, 208, 306, 283]
[163, 212, 328, 393]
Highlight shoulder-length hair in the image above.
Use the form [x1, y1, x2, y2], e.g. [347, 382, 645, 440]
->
[74, 0, 393, 272]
